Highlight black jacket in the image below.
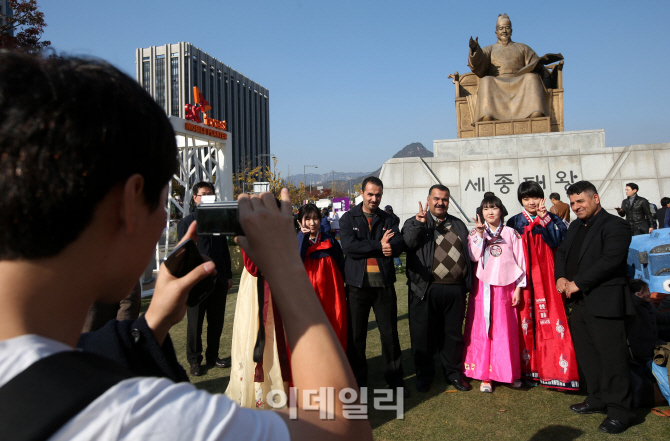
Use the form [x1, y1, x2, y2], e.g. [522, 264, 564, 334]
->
[616, 194, 657, 232]
[177, 209, 233, 282]
[339, 203, 404, 288]
[555, 209, 634, 318]
[402, 213, 473, 299]
[78, 316, 189, 383]
[655, 206, 668, 229]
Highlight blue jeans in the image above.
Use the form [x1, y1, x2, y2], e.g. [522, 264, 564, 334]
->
[394, 257, 402, 267]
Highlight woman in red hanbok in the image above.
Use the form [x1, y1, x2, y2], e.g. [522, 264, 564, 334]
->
[297, 204, 347, 350]
[506, 181, 579, 390]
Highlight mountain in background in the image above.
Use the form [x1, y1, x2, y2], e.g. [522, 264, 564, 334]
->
[286, 142, 432, 186]
[367, 142, 434, 177]
[392, 142, 433, 159]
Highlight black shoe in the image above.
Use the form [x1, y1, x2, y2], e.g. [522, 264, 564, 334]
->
[449, 377, 472, 392]
[189, 364, 202, 376]
[416, 380, 431, 393]
[598, 417, 628, 434]
[389, 384, 409, 398]
[522, 378, 539, 388]
[214, 357, 231, 368]
[569, 402, 606, 415]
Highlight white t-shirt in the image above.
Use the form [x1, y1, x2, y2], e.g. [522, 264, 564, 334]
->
[0, 335, 290, 441]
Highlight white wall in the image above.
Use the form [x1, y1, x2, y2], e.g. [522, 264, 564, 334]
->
[379, 130, 669, 227]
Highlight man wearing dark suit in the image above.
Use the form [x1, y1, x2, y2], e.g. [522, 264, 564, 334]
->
[177, 181, 233, 376]
[554, 181, 634, 434]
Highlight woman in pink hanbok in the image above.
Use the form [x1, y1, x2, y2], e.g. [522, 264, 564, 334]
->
[463, 195, 526, 393]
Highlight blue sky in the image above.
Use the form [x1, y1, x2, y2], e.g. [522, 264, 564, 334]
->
[41, 0, 670, 176]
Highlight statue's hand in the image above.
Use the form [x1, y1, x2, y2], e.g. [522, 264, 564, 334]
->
[469, 36, 479, 53]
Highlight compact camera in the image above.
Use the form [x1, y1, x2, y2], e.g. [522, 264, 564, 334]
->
[196, 201, 244, 236]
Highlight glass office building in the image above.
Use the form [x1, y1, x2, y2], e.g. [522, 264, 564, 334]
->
[136, 42, 270, 174]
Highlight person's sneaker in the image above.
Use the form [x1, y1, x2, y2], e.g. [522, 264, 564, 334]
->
[480, 381, 493, 393]
[511, 379, 523, 388]
[189, 364, 202, 376]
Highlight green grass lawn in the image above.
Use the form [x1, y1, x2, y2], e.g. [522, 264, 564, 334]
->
[143, 256, 669, 440]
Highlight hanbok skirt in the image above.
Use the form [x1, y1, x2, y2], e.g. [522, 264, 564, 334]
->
[224, 268, 288, 409]
[303, 253, 347, 350]
[463, 278, 520, 383]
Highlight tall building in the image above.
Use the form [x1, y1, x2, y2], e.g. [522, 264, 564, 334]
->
[136, 42, 270, 174]
[1, 1, 13, 37]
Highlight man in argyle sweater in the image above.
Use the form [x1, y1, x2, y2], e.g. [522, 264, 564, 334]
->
[402, 185, 473, 393]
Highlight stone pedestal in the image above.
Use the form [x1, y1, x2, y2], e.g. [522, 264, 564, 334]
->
[379, 130, 670, 226]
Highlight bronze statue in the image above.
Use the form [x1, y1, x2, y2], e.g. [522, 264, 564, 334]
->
[468, 14, 562, 123]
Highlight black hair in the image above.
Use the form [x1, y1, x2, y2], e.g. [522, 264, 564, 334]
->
[428, 184, 450, 197]
[0, 51, 178, 260]
[361, 176, 383, 192]
[626, 182, 639, 192]
[480, 195, 506, 221]
[299, 203, 321, 222]
[192, 181, 215, 197]
[517, 181, 544, 203]
[566, 181, 598, 197]
[189, 181, 215, 211]
[483, 191, 495, 198]
[628, 279, 647, 294]
[661, 197, 670, 207]
[321, 207, 329, 217]
[549, 192, 561, 201]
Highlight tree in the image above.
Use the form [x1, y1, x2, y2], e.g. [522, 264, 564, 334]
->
[232, 156, 286, 200]
[0, 0, 50, 55]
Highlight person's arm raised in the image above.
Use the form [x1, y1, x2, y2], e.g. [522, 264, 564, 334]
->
[236, 189, 373, 441]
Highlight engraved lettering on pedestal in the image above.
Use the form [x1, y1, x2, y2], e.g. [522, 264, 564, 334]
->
[494, 174, 514, 194]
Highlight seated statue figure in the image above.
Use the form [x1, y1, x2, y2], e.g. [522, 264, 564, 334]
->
[468, 14, 561, 122]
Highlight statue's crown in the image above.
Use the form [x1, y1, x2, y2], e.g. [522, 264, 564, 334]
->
[497, 13, 511, 26]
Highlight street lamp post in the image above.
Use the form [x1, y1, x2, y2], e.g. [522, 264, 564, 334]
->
[331, 171, 344, 198]
[304, 164, 318, 203]
[257, 153, 276, 193]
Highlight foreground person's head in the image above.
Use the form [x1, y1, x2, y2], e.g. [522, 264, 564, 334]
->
[0, 51, 178, 299]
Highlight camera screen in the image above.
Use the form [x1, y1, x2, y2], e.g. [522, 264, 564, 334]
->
[197, 203, 244, 236]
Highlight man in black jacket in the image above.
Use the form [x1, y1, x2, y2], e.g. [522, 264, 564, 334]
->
[615, 182, 657, 235]
[340, 177, 407, 395]
[555, 181, 634, 434]
[177, 181, 233, 376]
[402, 185, 473, 393]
